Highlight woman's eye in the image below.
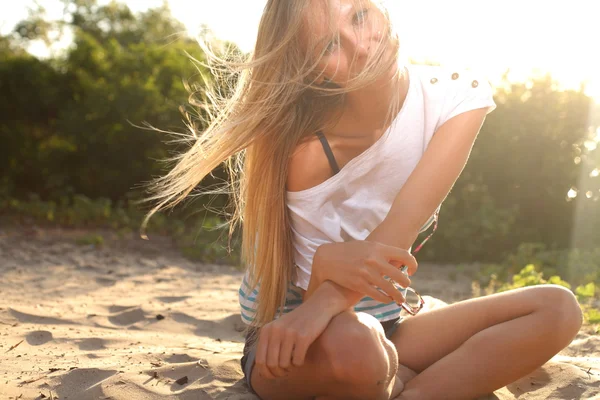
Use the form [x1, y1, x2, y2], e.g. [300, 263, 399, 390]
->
[326, 39, 339, 53]
[354, 9, 369, 24]
[323, 9, 369, 54]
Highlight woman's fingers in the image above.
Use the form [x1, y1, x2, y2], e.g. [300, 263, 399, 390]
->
[372, 274, 406, 305]
[291, 332, 310, 367]
[378, 262, 412, 289]
[279, 330, 296, 370]
[256, 326, 287, 378]
[265, 329, 287, 378]
[363, 284, 396, 305]
[379, 243, 418, 276]
[255, 329, 277, 380]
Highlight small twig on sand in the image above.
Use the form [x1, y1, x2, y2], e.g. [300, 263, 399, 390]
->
[19, 374, 49, 385]
[6, 340, 24, 353]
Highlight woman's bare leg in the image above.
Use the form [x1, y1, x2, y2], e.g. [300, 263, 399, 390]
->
[389, 284, 582, 400]
[251, 310, 399, 400]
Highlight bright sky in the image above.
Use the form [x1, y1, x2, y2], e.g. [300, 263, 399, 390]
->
[1, 0, 599, 99]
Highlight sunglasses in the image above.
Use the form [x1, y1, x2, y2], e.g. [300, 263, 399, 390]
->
[389, 210, 439, 316]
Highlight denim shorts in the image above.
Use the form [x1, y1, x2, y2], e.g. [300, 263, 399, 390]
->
[240, 316, 402, 395]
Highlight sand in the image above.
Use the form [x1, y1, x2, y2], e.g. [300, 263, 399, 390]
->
[0, 227, 598, 400]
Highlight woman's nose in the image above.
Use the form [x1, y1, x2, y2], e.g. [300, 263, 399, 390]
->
[341, 29, 370, 57]
[353, 39, 370, 57]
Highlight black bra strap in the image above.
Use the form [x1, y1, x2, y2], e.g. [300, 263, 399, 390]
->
[315, 131, 340, 175]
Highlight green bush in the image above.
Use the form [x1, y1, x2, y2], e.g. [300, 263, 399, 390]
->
[176, 215, 241, 265]
[76, 234, 105, 246]
[2, 0, 599, 268]
[420, 183, 519, 263]
[496, 264, 571, 292]
[575, 282, 597, 299]
[485, 259, 599, 331]
[503, 243, 600, 287]
[0, 194, 241, 266]
[585, 308, 600, 325]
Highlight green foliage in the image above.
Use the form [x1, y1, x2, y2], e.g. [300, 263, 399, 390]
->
[496, 264, 571, 292]
[1, 0, 211, 201]
[479, 262, 599, 331]
[421, 183, 519, 262]
[500, 243, 600, 286]
[76, 233, 105, 246]
[1, 0, 599, 269]
[178, 216, 241, 265]
[419, 77, 599, 263]
[473, 243, 600, 297]
[575, 282, 597, 300]
[585, 308, 600, 325]
[0, 194, 241, 265]
[480, 253, 600, 331]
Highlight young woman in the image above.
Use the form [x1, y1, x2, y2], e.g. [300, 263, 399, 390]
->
[144, 1, 583, 399]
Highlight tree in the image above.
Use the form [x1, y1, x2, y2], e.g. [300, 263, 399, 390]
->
[1, 0, 211, 201]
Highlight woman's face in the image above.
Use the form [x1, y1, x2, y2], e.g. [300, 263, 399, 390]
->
[303, 0, 392, 87]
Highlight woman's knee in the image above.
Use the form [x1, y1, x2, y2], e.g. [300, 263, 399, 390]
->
[533, 285, 583, 338]
[318, 311, 397, 388]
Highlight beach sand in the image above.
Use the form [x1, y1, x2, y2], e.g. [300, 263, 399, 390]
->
[1, 227, 598, 399]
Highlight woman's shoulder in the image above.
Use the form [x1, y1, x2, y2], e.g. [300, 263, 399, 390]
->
[408, 64, 492, 94]
[407, 64, 496, 127]
[408, 64, 494, 107]
[287, 135, 335, 193]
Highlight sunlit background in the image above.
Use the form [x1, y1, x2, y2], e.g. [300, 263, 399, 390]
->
[2, 5, 599, 399]
[2, 0, 599, 100]
[1, 0, 599, 304]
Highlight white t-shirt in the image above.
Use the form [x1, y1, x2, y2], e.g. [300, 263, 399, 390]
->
[239, 64, 497, 325]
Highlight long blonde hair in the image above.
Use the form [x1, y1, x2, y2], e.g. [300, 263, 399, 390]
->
[141, 0, 404, 326]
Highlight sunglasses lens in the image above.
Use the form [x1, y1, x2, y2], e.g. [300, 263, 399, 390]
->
[404, 289, 421, 311]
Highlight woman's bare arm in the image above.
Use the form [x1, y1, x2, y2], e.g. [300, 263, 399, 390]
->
[305, 108, 490, 301]
[300, 108, 489, 301]
[366, 108, 489, 251]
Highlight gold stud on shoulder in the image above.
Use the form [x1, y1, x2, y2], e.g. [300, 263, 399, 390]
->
[452, 72, 459, 80]
[471, 80, 479, 88]
[430, 77, 438, 84]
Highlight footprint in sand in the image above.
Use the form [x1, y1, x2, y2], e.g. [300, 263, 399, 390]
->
[560, 334, 600, 357]
[164, 353, 199, 364]
[156, 296, 191, 303]
[79, 264, 101, 272]
[10, 308, 74, 325]
[108, 305, 135, 313]
[95, 277, 117, 286]
[145, 360, 211, 390]
[169, 312, 246, 341]
[25, 330, 53, 345]
[76, 337, 107, 351]
[170, 312, 215, 332]
[54, 368, 118, 400]
[108, 306, 146, 326]
[222, 313, 247, 333]
[502, 362, 600, 399]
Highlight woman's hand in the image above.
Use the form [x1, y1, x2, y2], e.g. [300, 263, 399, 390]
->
[307, 240, 417, 305]
[254, 281, 348, 379]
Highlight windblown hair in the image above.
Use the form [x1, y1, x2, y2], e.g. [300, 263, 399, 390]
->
[141, 0, 404, 326]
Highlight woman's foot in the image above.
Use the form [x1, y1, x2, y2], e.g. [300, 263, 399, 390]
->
[390, 364, 417, 399]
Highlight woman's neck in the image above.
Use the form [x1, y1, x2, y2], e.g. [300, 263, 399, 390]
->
[330, 65, 409, 139]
